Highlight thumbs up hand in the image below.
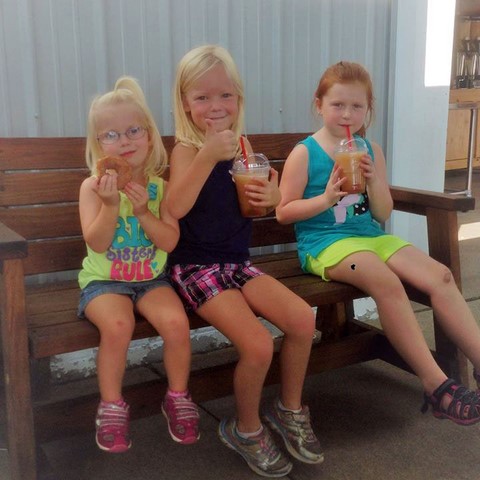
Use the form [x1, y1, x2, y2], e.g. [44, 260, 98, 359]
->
[202, 119, 238, 163]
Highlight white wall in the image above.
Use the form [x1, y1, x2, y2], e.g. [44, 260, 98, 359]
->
[1, 0, 391, 144]
[387, 0, 455, 248]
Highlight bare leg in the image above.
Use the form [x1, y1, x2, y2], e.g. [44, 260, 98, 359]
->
[197, 289, 274, 433]
[388, 246, 480, 372]
[85, 294, 135, 402]
[136, 286, 192, 392]
[327, 251, 447, 395]
[242, 275, 315, 410]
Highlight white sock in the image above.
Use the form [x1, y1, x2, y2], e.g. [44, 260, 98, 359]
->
[236, 424, 263, 439]
[278, 399, 302, 414]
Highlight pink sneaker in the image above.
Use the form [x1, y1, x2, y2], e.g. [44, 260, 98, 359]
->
[161, 392, 200, 444]
[95, 399, 132, 453]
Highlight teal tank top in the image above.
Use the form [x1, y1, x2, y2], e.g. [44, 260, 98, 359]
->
[78, 176, 168, 289]
[294, 135, 385, 271]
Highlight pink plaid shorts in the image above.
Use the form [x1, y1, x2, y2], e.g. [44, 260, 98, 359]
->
[168, 261, 264, 311]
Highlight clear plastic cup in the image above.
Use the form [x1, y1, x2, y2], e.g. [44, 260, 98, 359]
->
[231, 153, 270, 217]
[333, 137, 368, 194]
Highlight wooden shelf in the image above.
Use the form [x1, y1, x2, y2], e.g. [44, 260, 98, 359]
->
[450, 89, 480, 104]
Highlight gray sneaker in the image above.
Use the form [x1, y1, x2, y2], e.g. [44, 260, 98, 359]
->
[218, 417, 293, 478]
[263, 400, 324, 464]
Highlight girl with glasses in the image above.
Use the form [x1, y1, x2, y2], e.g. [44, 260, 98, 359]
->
[78, 76, 199, 453]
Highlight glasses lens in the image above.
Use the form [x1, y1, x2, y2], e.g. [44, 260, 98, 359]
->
[98, 131, 119, 145]
[126, 126, 146, 140]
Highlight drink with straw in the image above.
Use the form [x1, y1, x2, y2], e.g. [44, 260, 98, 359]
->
[333, 128, 367, 194]
[231, 142, 270, 217]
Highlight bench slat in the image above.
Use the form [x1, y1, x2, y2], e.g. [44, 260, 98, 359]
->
[23, 238, 86, 275]
[0, 133, 304, 170]
[0, 204, 81, 239]
[0, 170, 88, 206]
[250, 217, 296, 246]
[0, 137, 86, 169]
[26, 270, 364, 359]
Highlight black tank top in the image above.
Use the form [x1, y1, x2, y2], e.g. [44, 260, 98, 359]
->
[168, 160, 252, 265]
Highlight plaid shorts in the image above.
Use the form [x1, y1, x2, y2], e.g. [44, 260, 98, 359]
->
[168, 261, 264, 311]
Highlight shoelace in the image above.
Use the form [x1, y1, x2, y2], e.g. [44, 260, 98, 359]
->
[170, 397, 199, 424]
[255, 430, 281, 463]
[96, 403, 129, 433]
[286, 408, 317, 442]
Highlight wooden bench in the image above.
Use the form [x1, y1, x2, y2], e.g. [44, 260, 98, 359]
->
[0, 133, 475, 480]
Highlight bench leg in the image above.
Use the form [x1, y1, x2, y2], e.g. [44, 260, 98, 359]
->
[0, 259, 37, 480]
[426, 208, 471, 387]
[315, 302, 351, 341]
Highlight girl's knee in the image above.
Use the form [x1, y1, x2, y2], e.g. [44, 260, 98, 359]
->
[150, 313, 190, 341]
[284, 305, 316, 339]
[425, 266, 457, 295]
[441, 267, 453, 284]
[99, 322, 134, 349]
[160, 318, 191, 347]
[240, 330, 274, 368]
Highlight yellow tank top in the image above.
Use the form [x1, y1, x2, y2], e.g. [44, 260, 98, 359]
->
[78, 176, 167, 289]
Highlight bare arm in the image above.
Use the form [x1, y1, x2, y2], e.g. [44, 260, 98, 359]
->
[124, 180, 180, 253]
[79, 175, 119, 253]
[240, 137, 281, 213]
[166, 143, 217, 220]
[166, 120, 238, 219]
[276, 144, 347, 224]
[361, 141, 393, 222]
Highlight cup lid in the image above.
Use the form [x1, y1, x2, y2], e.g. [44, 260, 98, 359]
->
[335, 136, 368, 153]
[232, 152, 269, 171]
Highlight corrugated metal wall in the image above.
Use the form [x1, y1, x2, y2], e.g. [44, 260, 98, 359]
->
[1, 0, 392, 144]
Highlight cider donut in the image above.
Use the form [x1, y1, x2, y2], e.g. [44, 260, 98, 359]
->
[97, 156, 132, 190]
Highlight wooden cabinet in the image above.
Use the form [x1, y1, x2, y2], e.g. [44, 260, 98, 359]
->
[456, 0, 480, 17]
[446, 89, 480, 171]
[446, 1, 480, 170]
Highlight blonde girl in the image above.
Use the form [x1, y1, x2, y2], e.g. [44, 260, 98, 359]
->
[78, 76, 199, 453]
[166, 45, 323, 478]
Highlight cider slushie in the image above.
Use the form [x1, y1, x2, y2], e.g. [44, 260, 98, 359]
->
[333, 137, 368, 194]
[231, 153, 270, 218]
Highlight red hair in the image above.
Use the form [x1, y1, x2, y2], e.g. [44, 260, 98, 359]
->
[314, 61, 375, 137]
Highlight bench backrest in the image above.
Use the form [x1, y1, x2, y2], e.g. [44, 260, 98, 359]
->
[0, 133, 308, 276]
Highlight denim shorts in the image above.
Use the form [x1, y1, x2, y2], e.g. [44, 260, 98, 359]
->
[78, 274, 172, 318]
[169, 261, 264, 311]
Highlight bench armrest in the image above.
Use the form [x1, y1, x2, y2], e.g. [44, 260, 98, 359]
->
[390, 185, 475, 289]
[0, 221, 27, 261]
[390, 185, 475, 214]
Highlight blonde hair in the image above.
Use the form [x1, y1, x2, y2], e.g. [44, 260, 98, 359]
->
[314, 61, 375, 137]
[85, 76, 168, 177]
[173, 45, 245, 150]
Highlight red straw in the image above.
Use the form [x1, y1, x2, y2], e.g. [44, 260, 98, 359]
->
[239, 135, 249, 168]
[345, 126, 353, 151]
